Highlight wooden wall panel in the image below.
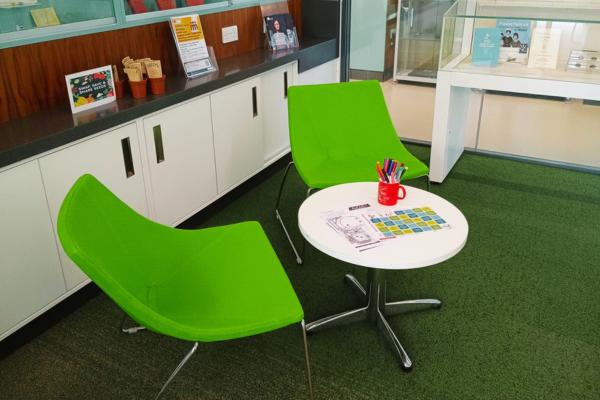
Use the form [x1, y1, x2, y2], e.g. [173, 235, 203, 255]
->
[0, 1, 301, 124]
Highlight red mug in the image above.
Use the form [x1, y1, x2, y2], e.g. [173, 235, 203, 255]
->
[378, 181, 407, 206]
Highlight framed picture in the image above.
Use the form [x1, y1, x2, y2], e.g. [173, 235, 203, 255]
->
[65, 65, 116, 114]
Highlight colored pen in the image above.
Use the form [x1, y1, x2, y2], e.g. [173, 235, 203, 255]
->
[376, 161, 386, 182]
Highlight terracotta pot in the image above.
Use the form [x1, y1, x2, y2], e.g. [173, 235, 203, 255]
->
[114, 80, 125, 99]
[129, 79, 148, 99]
[149, 75, 166, 96]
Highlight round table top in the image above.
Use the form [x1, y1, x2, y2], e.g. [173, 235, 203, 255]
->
[298, 182, 469, 270]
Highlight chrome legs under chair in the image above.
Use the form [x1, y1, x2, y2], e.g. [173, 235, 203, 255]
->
[275, 161, 316, 265]
[119, 313, 314, 399]
[155, 342, 198, 400]
[306, 269, 441, 371]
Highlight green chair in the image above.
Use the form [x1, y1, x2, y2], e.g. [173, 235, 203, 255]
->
[276, 80, 430, 264]
[57, 174, 313, 400]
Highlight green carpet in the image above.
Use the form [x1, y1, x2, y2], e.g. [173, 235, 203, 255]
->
[0, 145, 598, 399]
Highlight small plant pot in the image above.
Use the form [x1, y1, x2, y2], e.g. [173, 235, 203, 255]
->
[129, 79, 148, 99]
[156, 0, 176, 10]
[149, 75, 166, 95]
[114, 79, 125, 99]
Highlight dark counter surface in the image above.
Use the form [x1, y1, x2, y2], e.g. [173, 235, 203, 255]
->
[0, 37, 337, 169]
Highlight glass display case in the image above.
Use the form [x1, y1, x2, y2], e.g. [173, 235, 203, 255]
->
[439, 0, 600, 85]
[393, 0, 455, 83]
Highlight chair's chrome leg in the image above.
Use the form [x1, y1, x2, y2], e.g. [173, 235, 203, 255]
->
[301, 320, 314, 400]
[426, 175, 431, 192]
[305, 306, 368, 333]
[385, 299, 442, 316]
[120, 313, 146, 334]
[376, 311, 413, 371]
[275, 162, 303, 265]
[344, 274, 367, 300]
[155, 342, 199, 400]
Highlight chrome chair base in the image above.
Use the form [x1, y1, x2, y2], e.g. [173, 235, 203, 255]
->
[305, 269, 441, 371]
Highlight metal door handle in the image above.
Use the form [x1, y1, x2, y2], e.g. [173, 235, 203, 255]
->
[121, 137, 135, 178]
[283, 71, 288, 99]
[252, 86, 258, 117]
[153, 125, 165, 164]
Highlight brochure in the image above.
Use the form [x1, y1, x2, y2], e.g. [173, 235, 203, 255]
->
[169, 14, 216, 78]
[528, 28, 561, 70]
[472, 28, 501, 67]
[265, 13, 299, 51]
[497, 19, 531, 64]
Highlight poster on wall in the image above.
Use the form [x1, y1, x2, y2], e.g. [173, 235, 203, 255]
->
[65, 66, 116, 114]
[497, 19, 531, 64]
[169, 14, 216, 78]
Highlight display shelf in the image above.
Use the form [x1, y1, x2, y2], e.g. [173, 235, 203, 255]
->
[0, 0, 291, 49]
[439, 0, 600, 85]
[430, 0, 600, 184]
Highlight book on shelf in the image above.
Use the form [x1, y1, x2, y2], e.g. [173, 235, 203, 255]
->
[265, 13, 299, 51]
[527, 28, 561, 70]
[497, 19, 531, 64]
[471, 28, 501, 67]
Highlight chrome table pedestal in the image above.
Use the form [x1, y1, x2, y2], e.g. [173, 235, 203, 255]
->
[305, 269, 441, 370]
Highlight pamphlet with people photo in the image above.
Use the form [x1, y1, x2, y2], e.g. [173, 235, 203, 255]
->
[265, 13, 299, 51]
[497, 19, 531, 64]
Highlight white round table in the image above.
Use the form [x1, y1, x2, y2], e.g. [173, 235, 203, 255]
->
[298, 182, 468, 370]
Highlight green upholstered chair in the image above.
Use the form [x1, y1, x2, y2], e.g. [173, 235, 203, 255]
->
[276, 80, 430, 264]
[57, 174, 313, 400]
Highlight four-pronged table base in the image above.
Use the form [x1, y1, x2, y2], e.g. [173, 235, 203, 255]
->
[305, 269, 441, 370]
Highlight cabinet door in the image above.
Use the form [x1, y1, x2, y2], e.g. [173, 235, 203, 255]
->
[0, 161, 66, 339]
[211, 77, 263, 193]
[143, 96, 218, 225]
[39, 123, 148, 290]
[262, 63, 296, 164]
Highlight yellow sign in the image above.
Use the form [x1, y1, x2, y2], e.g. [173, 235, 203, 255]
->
[171, 15, 204, 43]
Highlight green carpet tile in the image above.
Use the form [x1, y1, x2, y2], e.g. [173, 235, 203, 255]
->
[0, 145, 599, 399]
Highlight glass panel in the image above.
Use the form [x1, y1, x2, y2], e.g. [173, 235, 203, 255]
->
[450, 0, 600, 24]
[395, 0, 455, 82]
[0, 0, 116, 34]
[124, 0, 226, 15]
[439, 0, 600, 85]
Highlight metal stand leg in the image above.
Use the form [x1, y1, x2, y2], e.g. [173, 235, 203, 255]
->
[344, 274, 366, 299]
[275, 162, 303, 265]
[154, 342, 198, 400]
[301, 320, 314, 400]
[120, 313, 146, 334]
[426, 175, 431, 192]
[306, 269, 441, 370]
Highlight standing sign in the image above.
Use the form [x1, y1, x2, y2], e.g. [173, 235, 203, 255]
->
[65, 65, 116, 114]
[170, 14, 215, 78]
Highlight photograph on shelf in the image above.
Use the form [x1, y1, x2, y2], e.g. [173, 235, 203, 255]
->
[497, 19, 531, 64]
[471, 28, 501, 67]
[567, 50, 600, 74]
[65, 65, 116, 114]
[169, 14, 216, 79]
[265, 14, 299, 51]
[527, 28, 561, 70]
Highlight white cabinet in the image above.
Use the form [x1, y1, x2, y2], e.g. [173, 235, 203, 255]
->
[142, 96, 218, 226]
[0, 161, 66, 340]
[39, 123, 148, 290]
[211, 77, 264, 193]
[262, 63, 296, 164]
